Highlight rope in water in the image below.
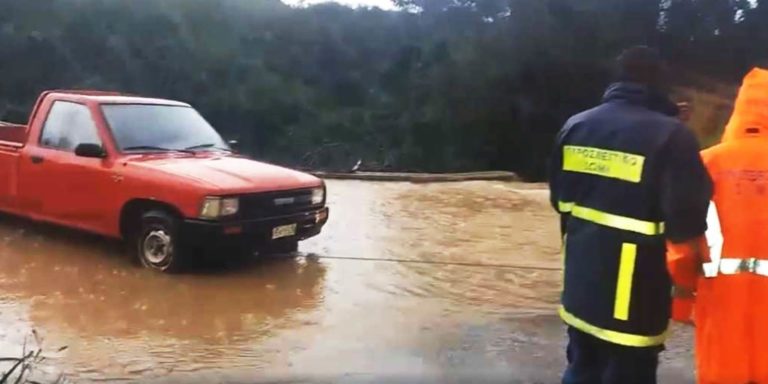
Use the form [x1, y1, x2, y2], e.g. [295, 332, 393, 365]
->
[299, 254, 563, 271]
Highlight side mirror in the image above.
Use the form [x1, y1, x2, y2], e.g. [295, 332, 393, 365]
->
[74, 143, 106, 158]
[227, 140, 240, 152]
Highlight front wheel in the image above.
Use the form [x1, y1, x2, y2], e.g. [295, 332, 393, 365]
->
[137, 210, 186, 272]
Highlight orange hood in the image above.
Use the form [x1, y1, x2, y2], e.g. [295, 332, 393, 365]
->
[129, 154, 322, 194]
[722, 67, 768, 142]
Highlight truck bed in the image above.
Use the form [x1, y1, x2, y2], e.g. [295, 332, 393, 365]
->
[0, 122, 26, 148]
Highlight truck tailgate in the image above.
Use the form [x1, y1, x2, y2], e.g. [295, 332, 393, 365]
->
[0, 145, 19, 209]
[0, 121, 26, 148]
[0, 122, 22, 210]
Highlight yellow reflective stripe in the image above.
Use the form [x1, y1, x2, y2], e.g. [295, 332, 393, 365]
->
[573, 205, 663, 235]
[558, 201, 574, 213]
[558, 201, 664, 236]
[559, 306, 668, 347]
[563, 145, 645, 183]
[613, 243, 637, 321]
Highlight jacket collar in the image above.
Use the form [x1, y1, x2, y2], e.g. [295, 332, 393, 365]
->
[602, 82, 679, 117]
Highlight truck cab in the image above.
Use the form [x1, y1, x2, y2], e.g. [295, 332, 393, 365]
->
[0, 90, 329, 272]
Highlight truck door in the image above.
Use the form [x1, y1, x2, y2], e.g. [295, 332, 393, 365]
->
[18, 101, 113, 232]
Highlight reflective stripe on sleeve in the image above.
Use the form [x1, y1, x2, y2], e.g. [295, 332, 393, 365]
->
[703, 201, 722, 277]
[557, 201, 664, 236]
[559, 306, 668, 347]
[558, 201, 575, 213]
[562, 145, 645, 183]
[613, 243, 637, 321]
[706, 258, 768, 277]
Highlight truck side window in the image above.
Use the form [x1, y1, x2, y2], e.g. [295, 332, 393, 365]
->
[40, 101, 102, 151]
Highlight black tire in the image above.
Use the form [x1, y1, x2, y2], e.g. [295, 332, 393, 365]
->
[136, 210, 185, 272]
[259, 240, 299, 256]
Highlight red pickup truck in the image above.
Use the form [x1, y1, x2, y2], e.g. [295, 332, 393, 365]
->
[0, 90, 329, 272]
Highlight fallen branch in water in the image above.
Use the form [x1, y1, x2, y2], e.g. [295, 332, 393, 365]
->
[0, 330, 67, 384]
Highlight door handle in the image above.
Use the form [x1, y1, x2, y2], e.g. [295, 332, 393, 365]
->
[30, 155, 44, 164]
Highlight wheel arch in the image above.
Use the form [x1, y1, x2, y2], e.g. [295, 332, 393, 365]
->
[119, 199, 185, 240]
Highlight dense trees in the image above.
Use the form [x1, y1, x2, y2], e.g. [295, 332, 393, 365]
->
[0, 0, 765, 179]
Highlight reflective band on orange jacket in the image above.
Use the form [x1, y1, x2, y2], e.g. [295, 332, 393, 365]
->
[668, 67, 768, 384]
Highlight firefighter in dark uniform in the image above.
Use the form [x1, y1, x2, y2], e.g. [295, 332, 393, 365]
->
[549, 46, 712, 383]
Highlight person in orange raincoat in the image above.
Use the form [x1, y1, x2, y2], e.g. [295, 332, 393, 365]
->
[668, 66, 768, 384]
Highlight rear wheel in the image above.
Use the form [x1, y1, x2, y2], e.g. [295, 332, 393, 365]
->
[137, 210, 185, 272]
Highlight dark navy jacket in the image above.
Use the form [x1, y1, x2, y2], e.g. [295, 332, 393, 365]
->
[548, 82, 712, 346]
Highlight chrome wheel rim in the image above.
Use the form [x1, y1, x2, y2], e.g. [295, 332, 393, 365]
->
[143, 230, 173, 265]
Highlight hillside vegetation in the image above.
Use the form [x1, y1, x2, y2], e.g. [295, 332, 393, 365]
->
[0, 0, 763, 179]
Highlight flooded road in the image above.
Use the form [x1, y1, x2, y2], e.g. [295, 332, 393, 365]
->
[0, 180, 694, 383]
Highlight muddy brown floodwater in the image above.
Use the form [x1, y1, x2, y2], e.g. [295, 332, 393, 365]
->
[0, 180, 694, 383]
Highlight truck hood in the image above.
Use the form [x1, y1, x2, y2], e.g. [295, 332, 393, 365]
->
[129, 154, 322, 193]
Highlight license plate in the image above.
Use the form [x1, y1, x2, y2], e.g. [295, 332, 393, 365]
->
[272, 223, 297, 239]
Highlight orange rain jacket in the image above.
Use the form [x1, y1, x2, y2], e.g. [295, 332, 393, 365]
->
[668, 67, 768, 384]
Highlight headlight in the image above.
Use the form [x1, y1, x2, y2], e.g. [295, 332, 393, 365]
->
[199, 196, 239, 219]
[311, 187, 325, 205]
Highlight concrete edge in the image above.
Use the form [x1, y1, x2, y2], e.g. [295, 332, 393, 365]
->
[310, 171, 520, 183]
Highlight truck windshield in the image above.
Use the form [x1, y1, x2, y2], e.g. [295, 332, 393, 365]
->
[101, 104, 229, 152]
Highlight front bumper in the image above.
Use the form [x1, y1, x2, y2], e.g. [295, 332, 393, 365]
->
[182, 207, 329, 244]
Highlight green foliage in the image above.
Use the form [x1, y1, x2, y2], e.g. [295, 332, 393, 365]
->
[0, 0, 763, 179]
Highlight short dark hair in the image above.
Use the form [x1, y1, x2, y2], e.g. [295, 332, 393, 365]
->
[616, 46, 665, 86]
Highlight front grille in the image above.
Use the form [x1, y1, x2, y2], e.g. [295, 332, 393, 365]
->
[238, 188, 321, 219]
